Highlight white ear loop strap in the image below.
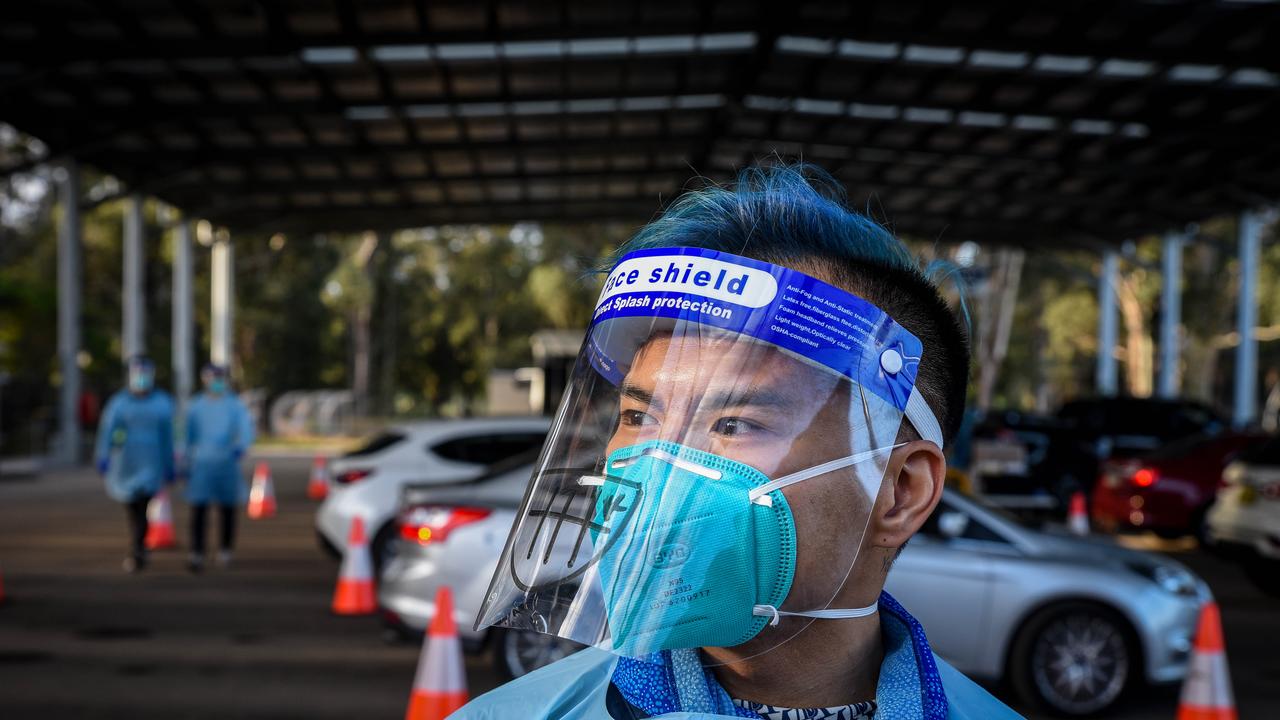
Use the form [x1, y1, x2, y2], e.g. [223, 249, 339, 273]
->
[747, 444, 905, 506]
[745, 389, 942, 507]
[752, 603, 879, 626]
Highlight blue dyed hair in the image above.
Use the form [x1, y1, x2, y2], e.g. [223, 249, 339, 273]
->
[604, 163, 970, 443]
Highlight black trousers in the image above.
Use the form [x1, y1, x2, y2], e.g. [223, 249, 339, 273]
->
[190, 504, 237, 555]
[124, 495, 151, 559]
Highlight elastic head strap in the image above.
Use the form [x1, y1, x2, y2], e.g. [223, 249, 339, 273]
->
[906, 387, 944, 450]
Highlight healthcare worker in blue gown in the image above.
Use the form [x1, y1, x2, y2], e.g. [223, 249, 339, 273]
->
[94, 355, 175, 573]
[183, 364, 254, 573]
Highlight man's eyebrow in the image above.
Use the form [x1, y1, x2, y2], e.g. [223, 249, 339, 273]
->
[620, 382, 661, 411]
[702, 386, 795, 411]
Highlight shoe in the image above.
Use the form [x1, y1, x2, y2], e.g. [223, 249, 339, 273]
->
[186, 553, 205, 574]
[122, 556, 140, 573]
[216, 550, 233, 569]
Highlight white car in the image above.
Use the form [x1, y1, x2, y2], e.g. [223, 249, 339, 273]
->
[315, 417, 549, 572]
[1208, 437, 1280, 597]
[380, 472, 1207, 715]
[378, 460, 580, 678]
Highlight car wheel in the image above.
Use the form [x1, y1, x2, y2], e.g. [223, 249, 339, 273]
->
[1010, 603, 1134, 716]
[491, 628, 583, 679]
[1241, 557, 1280, 598]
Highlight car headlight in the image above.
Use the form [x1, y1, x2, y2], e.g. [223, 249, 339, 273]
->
[1126, 561, 1199, 597]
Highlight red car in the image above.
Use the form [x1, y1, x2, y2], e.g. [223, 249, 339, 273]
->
[1092, 432, 1268, 539]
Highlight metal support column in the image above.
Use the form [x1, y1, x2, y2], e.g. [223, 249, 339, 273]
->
[122, 194, 145, 360]
[172, 218, 194, 416]
[56, 161, 83, 465]
[1234, 211, 1263, 428]
[1096, 249, 1120, 396]
[1157, 232, 1185, 399]
[210, 237, 233, 368]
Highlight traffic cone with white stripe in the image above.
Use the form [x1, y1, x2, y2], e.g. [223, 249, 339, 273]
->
[404, 586, 468, 720]
[247, 462, 277, 519]
[307, 455, 330, 500]
[144, 489, 177, 549]
[1068, 491, 1090, 536]
[331, 516, 376, 615]
[1177, 601, 1236, 720]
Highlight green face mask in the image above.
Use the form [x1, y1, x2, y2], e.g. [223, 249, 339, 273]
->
[591, 440, 887, 656]
[590, 441, 795, 655]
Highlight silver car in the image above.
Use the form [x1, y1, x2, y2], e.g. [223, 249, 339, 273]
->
[888, 491, 1208, 716]
[378, 460, 584, 679]
[381, 471, 1207, 716]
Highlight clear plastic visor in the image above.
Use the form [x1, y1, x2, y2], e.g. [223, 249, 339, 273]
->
[476, 314, 910, 662]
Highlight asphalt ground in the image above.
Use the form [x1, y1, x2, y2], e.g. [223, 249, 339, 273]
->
[1, 455, 1276, 719]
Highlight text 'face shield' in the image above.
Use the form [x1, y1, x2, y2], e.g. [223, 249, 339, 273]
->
[476, 247, 925, 660]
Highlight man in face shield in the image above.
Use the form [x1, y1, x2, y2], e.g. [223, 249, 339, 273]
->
[459, 165, 1020, 719]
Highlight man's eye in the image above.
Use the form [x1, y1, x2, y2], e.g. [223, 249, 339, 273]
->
[711, 418, 760, 436]
[621, 409, 657, 427]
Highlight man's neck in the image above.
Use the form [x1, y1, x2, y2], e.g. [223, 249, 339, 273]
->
[702, 615, 883, 709]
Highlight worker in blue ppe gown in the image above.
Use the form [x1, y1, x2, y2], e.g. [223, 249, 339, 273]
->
[94, 355, 175, 573]
[456, 166, 1023, 719]
[183, 364, 254, 573]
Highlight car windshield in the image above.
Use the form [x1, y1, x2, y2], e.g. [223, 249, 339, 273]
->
[947, 489, 1046, 530]
[343, 430, 406, 458]
[1142, 433, 1219, 461]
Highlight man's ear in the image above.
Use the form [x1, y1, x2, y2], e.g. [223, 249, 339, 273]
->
[870, 440, 946, 549]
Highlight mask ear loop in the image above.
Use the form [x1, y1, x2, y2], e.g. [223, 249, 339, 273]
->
[736, 384, 894, 657]
[747, 444, 905, 506]
[752, 603, 879, 626]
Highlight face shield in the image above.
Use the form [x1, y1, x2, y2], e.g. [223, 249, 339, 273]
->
[476, 247, 942, 661]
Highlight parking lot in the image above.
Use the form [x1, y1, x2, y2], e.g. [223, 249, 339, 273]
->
[1, 454, 1276, 719]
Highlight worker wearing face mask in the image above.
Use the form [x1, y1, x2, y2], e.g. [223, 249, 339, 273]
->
[95, 355, 175, 573]
[183, 364, 254, 573]
[456, 165, 1021, 719]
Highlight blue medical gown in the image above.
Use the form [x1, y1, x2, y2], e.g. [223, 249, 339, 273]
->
[184, 393, 255, 506]
[94, 390, 175, 503]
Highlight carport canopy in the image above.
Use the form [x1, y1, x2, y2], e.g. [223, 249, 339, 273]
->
[2, 0, 1280, 242]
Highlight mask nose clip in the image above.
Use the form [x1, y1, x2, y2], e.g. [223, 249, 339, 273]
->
[608, 446, 723, 481]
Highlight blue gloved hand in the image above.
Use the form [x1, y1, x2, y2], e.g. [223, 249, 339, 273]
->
[96, 458, 109, 475]
[232, 447, 244, 461]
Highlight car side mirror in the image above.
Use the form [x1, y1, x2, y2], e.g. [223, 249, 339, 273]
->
[938, 511, 970, 540]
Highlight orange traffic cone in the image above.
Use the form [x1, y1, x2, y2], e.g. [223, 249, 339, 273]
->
[307, 455, 329, 501]
[145, 489, 177, 549]
[332, 516, 376, 615]
[1177, 602, 1237, 720]
[405, 586, 468, 720]
[247, 462, 277, 519]
[1068, 491, 1089, 536]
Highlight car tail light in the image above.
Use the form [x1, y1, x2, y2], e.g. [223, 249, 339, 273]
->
[1131, 467, 1158, 487]
[334, 468, 372, 485]
[399, 505, 491, 546]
